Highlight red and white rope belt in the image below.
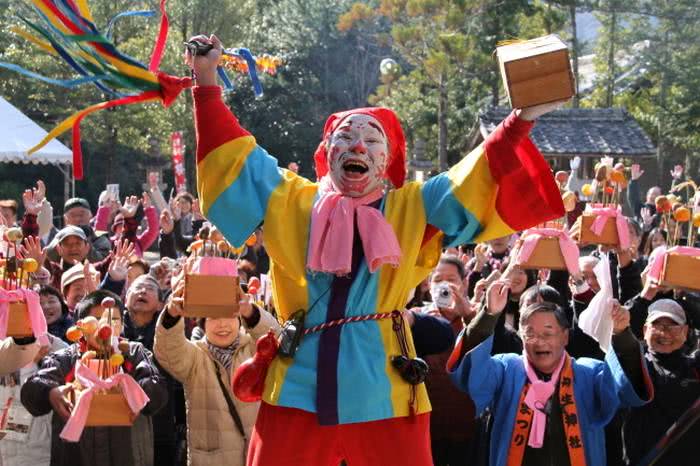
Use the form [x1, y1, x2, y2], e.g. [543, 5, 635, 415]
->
[303, 310, 400, 335]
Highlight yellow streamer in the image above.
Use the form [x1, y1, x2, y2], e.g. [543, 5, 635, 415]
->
[27, 94, 161, 155]
[75, 0, 95, 23]
[11, 27, 57, 56]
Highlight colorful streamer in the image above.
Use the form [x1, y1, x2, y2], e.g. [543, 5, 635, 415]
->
[2, 0, 280, 179]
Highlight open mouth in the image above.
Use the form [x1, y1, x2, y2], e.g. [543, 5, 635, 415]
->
[534, 351, 552, 357]
[342, 160, 368, 174]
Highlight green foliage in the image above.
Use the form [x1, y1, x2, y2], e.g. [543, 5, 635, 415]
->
[0, 0, 699, 206]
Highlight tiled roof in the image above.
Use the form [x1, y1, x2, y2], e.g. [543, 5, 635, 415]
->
[479, 106, 656, 157]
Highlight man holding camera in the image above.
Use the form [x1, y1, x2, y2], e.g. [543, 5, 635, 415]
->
[411, 255, 477, 466]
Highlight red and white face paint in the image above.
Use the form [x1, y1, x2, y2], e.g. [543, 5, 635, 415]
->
[326, 113, 389, 197]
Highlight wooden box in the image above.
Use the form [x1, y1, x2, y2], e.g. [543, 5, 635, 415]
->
[660, 252, 700, 292]
[183, 274, 240, 318]
[84, 388, 135, 427]
[6, 302, 33, 338]
[496, 34, 575, 108]
[519, 237, 568, 271]
[579, 214, 619, 246]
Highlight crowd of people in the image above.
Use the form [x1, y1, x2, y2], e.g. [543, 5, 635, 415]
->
[1, 36, 699, 466]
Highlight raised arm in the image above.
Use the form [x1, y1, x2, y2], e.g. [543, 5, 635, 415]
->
[421, 106, 564, 247]
[188, 35, 296, 247]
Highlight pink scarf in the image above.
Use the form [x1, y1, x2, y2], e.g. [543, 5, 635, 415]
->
[307, 181, 402, 276]
[522, 351, 567, 448]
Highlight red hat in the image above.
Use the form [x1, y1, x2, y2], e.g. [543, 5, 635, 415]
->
[313, 107, 407, 188]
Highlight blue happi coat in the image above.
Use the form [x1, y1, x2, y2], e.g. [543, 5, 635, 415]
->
[448, 335, 652, 466]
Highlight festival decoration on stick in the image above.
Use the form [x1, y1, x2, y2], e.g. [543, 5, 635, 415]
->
[60, 297, 147, 441]
[0, 227, 48, 342]
[646, 180, 700, 292]
[576, 159, 630, 248]
[184, 233, 241, 319]
[1, 0, 281, 180]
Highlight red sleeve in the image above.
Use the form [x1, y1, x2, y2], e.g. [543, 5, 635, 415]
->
[136, 206, 159, 254]
[484, 111, 564, 231]
[21, 213, 39, 238]
[192, 86, 251, 163]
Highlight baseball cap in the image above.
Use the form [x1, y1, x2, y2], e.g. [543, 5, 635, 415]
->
[647, 299, 686, 325]
[54, 225, 88, 244]
[64, 197, 91, 213]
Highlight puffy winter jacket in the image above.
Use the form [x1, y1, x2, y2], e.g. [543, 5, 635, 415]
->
[153, 309, 280, 466]
[20, 341, 167, 466]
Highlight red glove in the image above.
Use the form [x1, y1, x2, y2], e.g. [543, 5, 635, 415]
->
[232, 329, 279, 402]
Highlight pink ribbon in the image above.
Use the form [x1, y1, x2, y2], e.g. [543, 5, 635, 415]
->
[191, 257, 238, 277]
[587, 205, 630, 250]
[307, 184, 402, 276]
[60, 361, 150, 442]
[0, 288, 49, 346]
[647, 246, 700, 284]
[522, 351, 567, 448]
[517, 228, 580, 276]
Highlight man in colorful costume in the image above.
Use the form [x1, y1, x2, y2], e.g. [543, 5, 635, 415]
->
[187, 35, 565, 465]
[447, 283, 653, 466]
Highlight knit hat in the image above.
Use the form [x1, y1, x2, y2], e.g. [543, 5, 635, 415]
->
[313, 107, 407, 189]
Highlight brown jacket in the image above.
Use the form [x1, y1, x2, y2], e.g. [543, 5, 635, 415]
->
[154, 311, 280, 466]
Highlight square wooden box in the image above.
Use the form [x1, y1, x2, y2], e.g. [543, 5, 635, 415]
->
[6, 302, 33, 338]
[496, 34, 575, 108]
[519, 237, 568, 271]
[579, 214, 619, 246]
[84, 388, 135, 427]
[183, 274, 240, 318]
[661, 252, 700, 292]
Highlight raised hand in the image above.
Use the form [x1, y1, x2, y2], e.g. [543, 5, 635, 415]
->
[517, 99, 569, 121]
[485, 281, 510, 315]
[169, 197, 182, 221]
[141, 192, 152, 210]
[184, 34, 223, 87]
[83, 261, 100, 293]
[611, 300, 631, 335]
[166, 272, 186, 318]
[113, 239, 135, 261]
[160, 209, 174, 235]
[569, 156, 581, 171]
[22, 180, 46, 215]
[21, 235, 47, 267]
[192, 198, 204, 221]
[108, 254, 129, 282]
[630, 164, 644, 181]
[670, 164, 684, 180]
[120, 196, 139, 218]
[640, 206, 654, 228]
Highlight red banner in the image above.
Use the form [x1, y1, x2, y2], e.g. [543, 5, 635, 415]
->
[171, 131, 187, 193]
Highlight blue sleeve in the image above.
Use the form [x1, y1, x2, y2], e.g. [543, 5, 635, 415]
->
[99, 274, 125, 297]
[447, 334, 504, 415]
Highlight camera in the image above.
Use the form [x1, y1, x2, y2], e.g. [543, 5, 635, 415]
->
[432, 282, 453, 309]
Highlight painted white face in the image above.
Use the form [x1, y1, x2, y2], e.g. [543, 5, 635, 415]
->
[327, 114, 389, 197]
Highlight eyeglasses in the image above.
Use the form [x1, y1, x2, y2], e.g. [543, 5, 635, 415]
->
[649, 322, 684, 334]
[521, 331, 562, 343]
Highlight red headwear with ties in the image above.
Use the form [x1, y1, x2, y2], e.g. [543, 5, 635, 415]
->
[313, 107, 407, 189]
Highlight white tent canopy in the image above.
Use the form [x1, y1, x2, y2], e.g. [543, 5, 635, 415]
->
[0, 95, 74, 200]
